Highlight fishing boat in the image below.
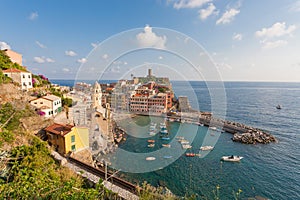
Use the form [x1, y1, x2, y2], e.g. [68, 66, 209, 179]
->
[200, 145, 214, 151]
[160, 128, 168, 134]
[162, 144, 171, 148]
[149, 131, 157, 136]
[209, 126, 217, 131]
[147, 139, 155, 143]
[146, 157, 156, 161]
[221, 155, 243, 162]
[180, 139, 189, 145]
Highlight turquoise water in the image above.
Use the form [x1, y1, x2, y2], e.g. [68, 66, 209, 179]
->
[52, 80, 300, 199]
[116, 82, 300, 199]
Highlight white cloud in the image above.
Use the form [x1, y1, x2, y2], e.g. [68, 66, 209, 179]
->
[65, 50, 77, 57]
[29, 12, 38, 20]
[36, 41, 47, 48]
[0, 41, 11, 50]
[136, 25, 167, 49]
[173, 0, 211, 9]
[261, 40, 287, 49]
[46, 58, 55, 63]
[91, 43, 98, 48]
[216, 62, 232, 70]
[232, 33, 243, 41]
[34, 56, 55, 63]
[34, 57, 45, 63]
[216, 8, 240, 25]
[77, 58, 87, 64]
[102, 54, 109, 60]
[199, 3, 218, 20]
[255, 22, 296, 39]
[62, 68, 70, 72]
[289, 1, 300, 12]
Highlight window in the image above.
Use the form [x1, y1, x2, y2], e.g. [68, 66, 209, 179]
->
[71, 135, 75, 143]
[29, 82, 31, 86]
[71, 145, 76, 151]
[22, 74, 25, 78]
[28, 75, 31, 78]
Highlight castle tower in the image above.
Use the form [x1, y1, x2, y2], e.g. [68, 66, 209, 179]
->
[92, 81, 102, 109]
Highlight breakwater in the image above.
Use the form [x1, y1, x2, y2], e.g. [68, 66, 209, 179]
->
[165, 111, 277, 144]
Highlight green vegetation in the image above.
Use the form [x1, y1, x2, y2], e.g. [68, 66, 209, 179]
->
[32, 74, 51, 87]
[0, 137, 119, 199]
[0, 50, 27, 71]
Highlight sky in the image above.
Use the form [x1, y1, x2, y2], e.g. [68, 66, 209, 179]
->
[0, 0, 300, 82]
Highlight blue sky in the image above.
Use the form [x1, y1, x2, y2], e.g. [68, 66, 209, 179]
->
[1, 0, 300, 81]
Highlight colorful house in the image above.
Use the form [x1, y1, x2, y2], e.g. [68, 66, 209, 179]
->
[30, 95, 62, 117]
[44, 123, 89, 155]
[3, 68, 33, 90]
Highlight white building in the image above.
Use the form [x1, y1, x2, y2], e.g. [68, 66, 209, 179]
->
[30, 95, 62, 117]
[3, 68, 33, 90]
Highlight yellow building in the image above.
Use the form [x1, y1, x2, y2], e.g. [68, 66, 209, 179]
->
[44, 123, 89, 155]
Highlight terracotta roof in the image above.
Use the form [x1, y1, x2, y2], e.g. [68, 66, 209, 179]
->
[44, 123, 74, 136]
[3, 68, 25, 73]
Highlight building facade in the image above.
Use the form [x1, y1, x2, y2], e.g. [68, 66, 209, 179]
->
[3, 49, 22, 66]
[30, 95, 62, 117]
[3, 68, 33, 90]
[45, 123, 89, 155]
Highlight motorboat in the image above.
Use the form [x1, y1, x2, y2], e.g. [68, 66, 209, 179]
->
[149, 131, 157, 136]
[160, 129, 168, 134]
[163, 155, 173, 159]
[161, 137, 170, 140]
[200, 146, 214, 151]
[276, 104, 282, 109]
[180, 140, 189, 145]
[209, 127, 217, 131]
[148, 143, 155, 148]
[146, 157, 156, 161]
[182, 144, 192, 149]
[221, 155, 243, 162]
[185, 153, 196, 157]
[162, 144, 171, 148]
[147, 139, 155, 143]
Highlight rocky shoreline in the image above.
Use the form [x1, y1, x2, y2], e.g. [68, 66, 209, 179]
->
[232, 131, 277, 144]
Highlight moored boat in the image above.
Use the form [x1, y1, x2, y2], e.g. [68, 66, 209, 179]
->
[148, 143, 155, 148]
[162, 144, 171, 148]
[146, 156, 156, 161]
[221, 155, 243, 162]
[147, 139, 155, 143]
[185, 153, 196, 157]
[161, 137, 170, 140]
[182, 144, 192, 149]
[200, 145, 214, 151]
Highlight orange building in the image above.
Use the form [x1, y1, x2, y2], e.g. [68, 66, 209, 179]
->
[3, 49, 22, 66]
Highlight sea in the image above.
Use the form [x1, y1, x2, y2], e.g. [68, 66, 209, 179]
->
[51, 79, 300, 199]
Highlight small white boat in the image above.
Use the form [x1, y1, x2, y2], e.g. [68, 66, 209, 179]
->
[148, 143, 155, 148]
[162, 144, 171, 148]
[221, 155, 243, 162]
[209, 127, 217, 130]
[200, 145, 214, 151]
[146, 156, 156, 161]
[180, 139, 189, 144]
[182, 144, 192, 149]
[149, 131, 157, 136]
[163, 155, 173, 159]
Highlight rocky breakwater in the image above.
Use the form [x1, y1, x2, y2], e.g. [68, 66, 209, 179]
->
[232, 131, 277, 144]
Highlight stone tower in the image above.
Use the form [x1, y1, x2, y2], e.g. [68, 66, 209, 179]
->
[92, 81, 102, 109]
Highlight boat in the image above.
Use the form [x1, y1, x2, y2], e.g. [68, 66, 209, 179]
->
[149, 131, 157, 136]
[146, 157, 156, 161]
[209, 127, 217, 131]
[185, 153, 196, 157]
[148, 143, 155, 148]
[176, 136, 184, 140]
[160, 122, 167, 129]
[276, 104, 282, 109]
[180, 140, 189, 144]
[147, 139, 155, 143]
[221, 155, 243, 162]
[161, 137, 170, 140]
[160, 129, 168, 134]
[182, 144, 192, 149]
[163, 155, 173, 159]
[162, 144, 171, 148]
[200, 146, 214, 151]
